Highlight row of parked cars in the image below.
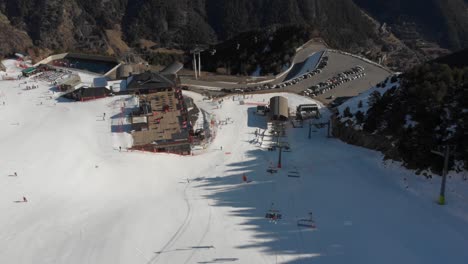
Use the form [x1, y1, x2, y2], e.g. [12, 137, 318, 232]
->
[302, 65, 365, 98]
[273, 68, 324, 89]
[221, 56, 330, 94]
[272, 56, 329, 89]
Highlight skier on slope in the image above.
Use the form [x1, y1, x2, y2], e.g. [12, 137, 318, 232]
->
[271, 213, 277, 221]
[23, 196, 27, 202]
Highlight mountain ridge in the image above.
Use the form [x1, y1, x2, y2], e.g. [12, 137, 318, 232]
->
[0, 0, 465, 72]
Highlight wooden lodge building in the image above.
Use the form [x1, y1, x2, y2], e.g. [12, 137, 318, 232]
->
[128, 71, 192, 155]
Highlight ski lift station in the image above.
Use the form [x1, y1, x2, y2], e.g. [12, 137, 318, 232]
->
[269, 96, 289, 121]
[297, 103, 320, 120]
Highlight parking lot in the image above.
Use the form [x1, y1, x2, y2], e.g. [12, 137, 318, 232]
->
[267, 51, 392, 105]
[301, 65, 366, 97]
[183, 46, 392, 107]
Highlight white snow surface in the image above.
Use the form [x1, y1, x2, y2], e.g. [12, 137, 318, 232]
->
[1, 59, 25, 78]
[1, 70, 468, 264]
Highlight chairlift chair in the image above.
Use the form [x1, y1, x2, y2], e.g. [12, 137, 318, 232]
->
[287, 169, 300, 177]
[266, 167, 278, 174]
[265, 204, 282, 221]
[297, 212, 316, 228]
[265, 210, 282, 221]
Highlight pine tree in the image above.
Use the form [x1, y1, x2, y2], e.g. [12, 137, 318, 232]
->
[368, 91, 381, 107]
[355, 111, 364, 124]
[343, 107, 353, 118]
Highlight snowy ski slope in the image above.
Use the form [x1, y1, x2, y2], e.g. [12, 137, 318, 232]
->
[0, 66, 468, 264]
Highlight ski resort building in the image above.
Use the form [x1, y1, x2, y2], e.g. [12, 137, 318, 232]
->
[269, 96, 289, 121]
[35, 53, 121, 79]
[129, 72, 191, 155]
[297, 104, 320, 120]
[124, 71, 178, 95]
[21, 67, 37, 77]
[62, 87, 111, 101]
[56, 74, 81, 92]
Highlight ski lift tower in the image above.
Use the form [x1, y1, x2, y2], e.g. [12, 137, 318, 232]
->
[190, 45, 207, 80]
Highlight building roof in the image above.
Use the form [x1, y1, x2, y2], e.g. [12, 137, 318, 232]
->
[22, 67, 36, 74]
[126, 71, 175, 91]
[57, 74, 81, 87]
[269, 96, 289, 120]
[80, 87, 110, 97]
[93, 77, 108, 87]
[160, 62, 183, 75]
[131, 89, 189, 146]
[63, 87, 111, 100]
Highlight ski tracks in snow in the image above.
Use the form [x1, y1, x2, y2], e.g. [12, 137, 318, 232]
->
[183, 201, 213, 264]
[148, 183, 193, 264]
[149, 164, 217, 264]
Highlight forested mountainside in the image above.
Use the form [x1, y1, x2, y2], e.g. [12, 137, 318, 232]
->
[0, 0, 466, 73]
[434, 48, 468, 69]
[0, 0, 376, 53]
[353, 0, 468, 50]
[337, 60, 468, 173]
